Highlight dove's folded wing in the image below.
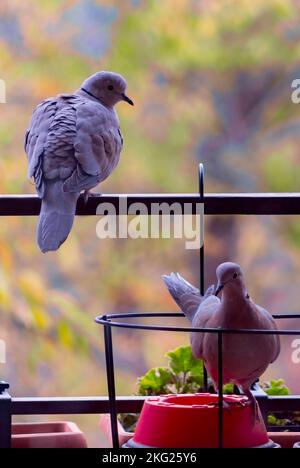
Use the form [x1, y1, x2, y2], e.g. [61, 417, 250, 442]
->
[256, 305, 281, 362]
[63, 101, 123, 193]
[191, 295, 221, 358]
[25, 98, 59, 197]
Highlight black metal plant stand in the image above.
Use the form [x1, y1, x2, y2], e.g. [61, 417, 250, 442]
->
[96, 312, 300, 449]
[95, 164, 300, 449]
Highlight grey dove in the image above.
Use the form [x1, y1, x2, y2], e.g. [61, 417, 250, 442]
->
[25, 71, 133, 253]
[163, 262, 280, 418]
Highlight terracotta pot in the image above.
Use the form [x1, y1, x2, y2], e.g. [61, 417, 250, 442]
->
[12, 421, 87, 448]
[99, 414, 133, 447]
[268, 432, 300, 449]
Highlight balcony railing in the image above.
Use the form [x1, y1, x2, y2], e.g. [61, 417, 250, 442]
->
[1, 388, 300, 448]
[1, 164, 300, 448]
[1, 191, 300, 215]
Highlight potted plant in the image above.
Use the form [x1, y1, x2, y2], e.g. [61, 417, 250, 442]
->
[99, 345, 205, 447]
[99, 345, 300, 448]
[263, 379, 300, 448]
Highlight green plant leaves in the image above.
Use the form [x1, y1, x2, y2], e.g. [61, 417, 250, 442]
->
[137, 367, 174, 396]
[166, 345, 202, 375]
[137, 345, 204, 396]
[223, 383, 234, 394]
[263, 379, 291, 396]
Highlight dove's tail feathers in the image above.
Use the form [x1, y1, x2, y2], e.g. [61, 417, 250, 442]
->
[37, 212, 75, 253]
[162, 272, 199, 301]
[37, 180, 79, 253]
[162, 273, 214, 322]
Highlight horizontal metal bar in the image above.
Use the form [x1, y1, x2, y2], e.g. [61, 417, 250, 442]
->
[11, 394, 300, 416]
[2, 193, 300, 216]
[268, 426, 300, 432]
[11, 396, 145, 415]
[100, 312, 300, 321]
[266, 395, 300, 413]
[273, 314, 300, 319]
[96, 317, 300, 335]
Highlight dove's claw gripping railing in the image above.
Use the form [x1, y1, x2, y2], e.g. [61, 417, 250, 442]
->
[1, 163, 300, 449]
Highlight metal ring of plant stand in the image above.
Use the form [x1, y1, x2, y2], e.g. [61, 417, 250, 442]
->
[198, 164, 209, 393]
[95, 311, 300, 449]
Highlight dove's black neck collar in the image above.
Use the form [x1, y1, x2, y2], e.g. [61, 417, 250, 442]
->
[81, 87, 102, 103]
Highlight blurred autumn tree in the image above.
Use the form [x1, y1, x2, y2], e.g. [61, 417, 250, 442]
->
[1, 0, 300, 445]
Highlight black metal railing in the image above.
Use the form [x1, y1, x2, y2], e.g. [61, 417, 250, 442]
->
[0, 163, 300, 449]
[2, 192, 300, 215]
[1, 384, 300, 448]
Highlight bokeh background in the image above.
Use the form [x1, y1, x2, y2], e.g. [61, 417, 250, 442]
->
[1, 0, 300, 446]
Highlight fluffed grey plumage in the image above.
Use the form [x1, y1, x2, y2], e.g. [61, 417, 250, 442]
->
[162, 263, 280, 398]
[25, 71, 133, 253]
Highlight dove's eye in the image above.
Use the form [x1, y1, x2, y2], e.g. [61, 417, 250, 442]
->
[233, 273, 238, 279]
[108, 85, 114, 91]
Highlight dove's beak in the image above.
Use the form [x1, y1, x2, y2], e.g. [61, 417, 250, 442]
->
[215, 283, 224, 296]
[121, 93, 134, 106]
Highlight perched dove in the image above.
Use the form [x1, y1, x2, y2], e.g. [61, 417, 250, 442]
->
[163, 263, 280, 418]
[25, 71, 133, 253]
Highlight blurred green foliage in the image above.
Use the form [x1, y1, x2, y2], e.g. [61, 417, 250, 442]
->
[263, 378, 291, 396]
[264, 379, 295, 427]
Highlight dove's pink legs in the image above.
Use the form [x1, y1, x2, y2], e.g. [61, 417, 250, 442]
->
[244, 388, 260, 425]
[212, 382, 231, 409]
[83, 189, 90, 204]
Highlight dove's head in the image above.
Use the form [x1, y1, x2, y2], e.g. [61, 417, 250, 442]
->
[80, 71, 134, 108]
[215, 262, 246, 297]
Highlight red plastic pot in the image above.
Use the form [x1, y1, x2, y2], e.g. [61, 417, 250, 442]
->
[12, 421, 87, 448]
[126, 393, 277, 448]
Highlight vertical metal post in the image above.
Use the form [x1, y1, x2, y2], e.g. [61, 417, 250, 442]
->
[103, 321, 119, 449]
[198, 163, 205, 296]
[199, 163, 208, 391]
[0, 381, 11, 448]
[218, 333, 223, 449]
[203, 366, 208, 393]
